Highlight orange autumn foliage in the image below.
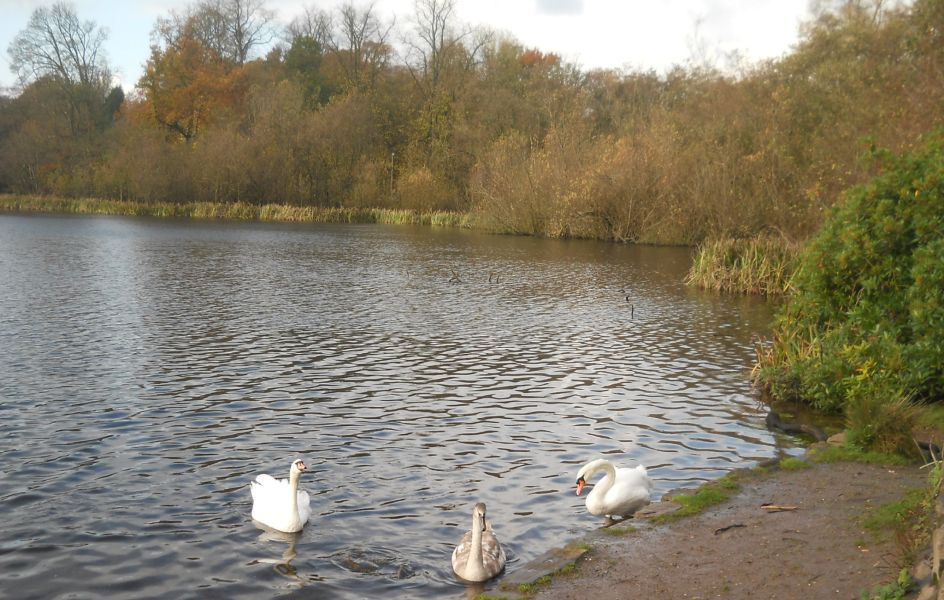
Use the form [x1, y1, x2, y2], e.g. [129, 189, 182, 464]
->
[139, 35, 250, 141]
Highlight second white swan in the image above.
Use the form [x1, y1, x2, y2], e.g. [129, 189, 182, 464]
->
[250, 459, 312, 533]
[575, 458, 652, 519]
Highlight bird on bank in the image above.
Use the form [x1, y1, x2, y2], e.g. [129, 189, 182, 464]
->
[575, 458, 652, 521]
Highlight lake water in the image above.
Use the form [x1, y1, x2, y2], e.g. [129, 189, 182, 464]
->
[0, 213, 793, 599]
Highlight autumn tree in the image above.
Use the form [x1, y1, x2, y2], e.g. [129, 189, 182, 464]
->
[155, 0, 275, 65]
[140, 11, 255, 141]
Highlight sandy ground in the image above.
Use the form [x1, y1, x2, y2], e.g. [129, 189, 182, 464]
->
[530, 460, 929, 600]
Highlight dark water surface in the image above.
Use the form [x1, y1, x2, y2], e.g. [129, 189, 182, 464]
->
[0, 214, 793, 599]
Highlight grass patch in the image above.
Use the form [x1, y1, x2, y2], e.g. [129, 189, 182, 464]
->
[915, 404, 944, 433]
[860, 457, 941, 589]
[859, 568, 913, 600]
[684, 234, 801, 295]
[779, 456, 811, 470]
[601, 525, 638, 536]
[509, 555, 584, 597]
[807, 444, 911, 466]
[556, 563, 577, 576]
[517, 575, 552, 595]
[860, 489, 926, 535]
[654, 473, 741, 523]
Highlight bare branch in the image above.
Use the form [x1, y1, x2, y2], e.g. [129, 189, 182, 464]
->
[8, 2, 109, 88]
[286, 5, 333, 48]
[151, 0, 275, 64]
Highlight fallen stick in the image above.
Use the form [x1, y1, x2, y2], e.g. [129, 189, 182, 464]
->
[761, 503, 798, 512]
[714, 523, 745, 535]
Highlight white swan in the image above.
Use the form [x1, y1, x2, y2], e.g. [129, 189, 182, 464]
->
[575, 458, 653, 519]
[451, 502, 507, 582]
[250, 459, 312, 533]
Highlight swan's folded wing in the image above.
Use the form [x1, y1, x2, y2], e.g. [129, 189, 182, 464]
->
[481, 531, 506, 567]
[251, 474, 289, 504]
[452, 530, 473, 566]
[296, 489, 312, 524]
[609, 483, 651, 515]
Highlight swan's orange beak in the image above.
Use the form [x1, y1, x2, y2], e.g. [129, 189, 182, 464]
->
[576, 477, 586, 496]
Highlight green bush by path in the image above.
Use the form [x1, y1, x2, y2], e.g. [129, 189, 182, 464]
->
[755, 129, 944, 452]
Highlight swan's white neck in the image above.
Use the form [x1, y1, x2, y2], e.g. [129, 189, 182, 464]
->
[465, 512, 486, 579]
[585, 459, 617, 506]
[288, 468, 301, 517]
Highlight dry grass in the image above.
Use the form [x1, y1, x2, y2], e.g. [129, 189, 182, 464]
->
[685, 235, 802, 295]
[0, 194, 475, 228]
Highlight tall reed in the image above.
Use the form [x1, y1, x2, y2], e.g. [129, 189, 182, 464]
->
[0, 195, 476, 228]
[684, 235, 801, 296]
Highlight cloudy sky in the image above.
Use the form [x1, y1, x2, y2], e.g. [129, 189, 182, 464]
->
[0, 0, 811, 92]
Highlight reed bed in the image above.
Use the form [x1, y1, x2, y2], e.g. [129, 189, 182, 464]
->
[0, 195, 476, 229]
[684, 235, 802, 296]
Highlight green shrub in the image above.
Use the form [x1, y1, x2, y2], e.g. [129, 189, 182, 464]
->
[755, 129, 944, 446]
[845, 390, 919, 457]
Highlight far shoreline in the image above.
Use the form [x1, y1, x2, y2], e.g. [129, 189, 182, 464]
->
[0, 194, 473, 229]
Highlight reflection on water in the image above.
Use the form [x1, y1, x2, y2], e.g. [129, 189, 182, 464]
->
[251, 525, 303, 582]
[0, 214, 791, 599]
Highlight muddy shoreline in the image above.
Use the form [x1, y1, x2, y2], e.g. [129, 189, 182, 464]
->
[499, 454, 930, 600]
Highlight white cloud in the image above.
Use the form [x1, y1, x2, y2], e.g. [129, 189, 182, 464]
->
[536, 0, 585, 16]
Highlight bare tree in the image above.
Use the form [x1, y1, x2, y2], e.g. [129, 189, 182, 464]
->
[406, 0, 488, 94]
[333, 2, 394, 91]
[153, 0, 274, 64]
[7, 2, 116, 138]
[286, 5, 334, 48]
[8, 2, 109, 88]
[287, 2, 392, 93]
[225, 0, 276, 63]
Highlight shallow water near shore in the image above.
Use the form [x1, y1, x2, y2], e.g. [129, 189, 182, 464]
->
[0, 213, 796, 598]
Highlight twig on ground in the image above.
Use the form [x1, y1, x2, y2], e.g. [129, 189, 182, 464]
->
[761, 504, 798, 512]
[714, 523, 746, 535]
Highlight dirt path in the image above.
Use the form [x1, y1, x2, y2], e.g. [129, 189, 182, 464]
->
[531, 461, 928, 600]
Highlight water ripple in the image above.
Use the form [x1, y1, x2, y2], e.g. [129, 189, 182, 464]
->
[0, 215, 791, 599]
